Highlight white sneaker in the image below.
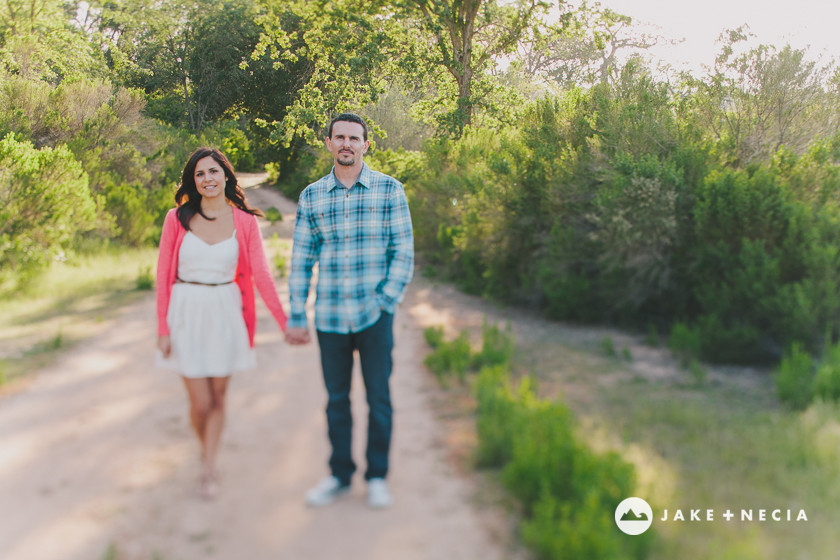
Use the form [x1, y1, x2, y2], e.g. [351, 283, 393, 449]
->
[367, 478, 393, 509]
[305, 476, 350, 507]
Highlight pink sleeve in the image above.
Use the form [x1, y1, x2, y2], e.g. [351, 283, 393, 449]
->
[246, 215, 288, 332]
[156, 210, 177, 337]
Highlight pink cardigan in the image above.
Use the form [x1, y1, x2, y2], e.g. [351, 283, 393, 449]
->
[156, 207, 288, 347]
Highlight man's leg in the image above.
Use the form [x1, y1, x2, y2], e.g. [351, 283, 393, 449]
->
[316, 330, 356, 485]
[356, 312, 395, 481]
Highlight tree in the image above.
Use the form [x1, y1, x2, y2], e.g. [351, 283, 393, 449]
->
[0, 134, 97, 280]
[0, 0, 104, 82]
[516, 1, 661, 88]
[103, 0, 262, 135]
[253, 0, 402, 145]
[694, 27, 837, 167]
[393, 0, 547, 134]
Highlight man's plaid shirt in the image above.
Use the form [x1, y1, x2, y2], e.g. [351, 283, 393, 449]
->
[288, 162, 414, 333]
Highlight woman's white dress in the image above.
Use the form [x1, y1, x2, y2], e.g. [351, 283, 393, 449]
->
[157, 230, 256, 377]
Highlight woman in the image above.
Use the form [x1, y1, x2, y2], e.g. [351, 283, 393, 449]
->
[156, 147, 287, 499]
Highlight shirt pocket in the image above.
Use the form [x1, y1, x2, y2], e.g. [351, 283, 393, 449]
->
[310, 206, 339, 243]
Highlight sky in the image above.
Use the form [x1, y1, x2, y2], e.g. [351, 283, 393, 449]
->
[593, 0, 840, 74]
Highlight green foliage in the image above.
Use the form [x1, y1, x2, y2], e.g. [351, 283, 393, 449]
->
[274, 254, 287, 277]
[667, 322, 701, 367]
[776, 342, 815, 409]
[253, 0, 398, 146]
[500, 395, 578, 511]
[688, 359, 708, 385]
[473, 364, 519, 467]
[423, 329, 472, 384]
[0, 134, 97, 282]
[813, 342, 840, 403]
[201, 120, 257, 171]
[135, 266, 154, 291]
[0, 0, 106, 83]
[423, 319, 516, 385]
[423, 325, 445, 349]
[471, 320, 516, 370]
[472, 362, 647, 559]
[108, 0, 263, 135]
[264, 207, 283, 224]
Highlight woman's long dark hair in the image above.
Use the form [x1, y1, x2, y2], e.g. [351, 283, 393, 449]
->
[174, 147, 263, 230]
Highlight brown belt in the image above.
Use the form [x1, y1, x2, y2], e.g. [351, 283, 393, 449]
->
[176, 278, 234, 287]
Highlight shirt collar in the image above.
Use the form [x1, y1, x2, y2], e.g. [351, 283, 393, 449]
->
[327, 162, 371, 192]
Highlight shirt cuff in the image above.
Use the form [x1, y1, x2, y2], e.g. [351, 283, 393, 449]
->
[287, 313, 308, 330]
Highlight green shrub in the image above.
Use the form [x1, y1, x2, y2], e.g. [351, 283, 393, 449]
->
[814, 342, 840, 402]
[688, 359, 708, 385]
[667, 321, 701, 367]
[0, 134, 97, 280]
[264, 206, 283, 224]
[472, 320, 515, 370]
[423, 325, 445, 349]
[775, 342, 815, 409]
[522, 492, 646, 560]
[501, 397, 578, 512]
[423, 329, 472, 384]
[473, 364, 519, 467]
[274, 254, 287, 277]
[136, 266, 154, 290]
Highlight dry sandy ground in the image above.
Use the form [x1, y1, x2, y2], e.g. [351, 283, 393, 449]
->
[0, 174, 522, 560]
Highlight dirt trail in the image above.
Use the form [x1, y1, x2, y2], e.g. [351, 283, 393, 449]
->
[0, 174, 518, 560]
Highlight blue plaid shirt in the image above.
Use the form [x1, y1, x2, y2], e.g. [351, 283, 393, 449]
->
[288, 162, 414, 333]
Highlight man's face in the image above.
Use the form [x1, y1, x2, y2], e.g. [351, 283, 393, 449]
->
[326, 121, 369, 167]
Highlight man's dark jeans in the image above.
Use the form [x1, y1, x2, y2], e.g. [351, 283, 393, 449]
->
[316, 311, 394, 485]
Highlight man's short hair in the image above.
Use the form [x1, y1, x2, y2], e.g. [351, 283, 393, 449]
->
[328, 112, 368, 141]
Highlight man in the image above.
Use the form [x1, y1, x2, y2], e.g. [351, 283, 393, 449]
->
[285, 113, 414, 509]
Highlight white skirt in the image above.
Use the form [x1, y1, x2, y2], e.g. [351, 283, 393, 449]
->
[157, 232, 256, 378]
[157, 282, 256, 377]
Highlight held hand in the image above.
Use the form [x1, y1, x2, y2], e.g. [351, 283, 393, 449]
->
[285, 327, 311, 346]
[158, 335, 172, 358]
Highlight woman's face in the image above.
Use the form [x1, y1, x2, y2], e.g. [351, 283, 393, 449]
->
[194, 156, 225, 199]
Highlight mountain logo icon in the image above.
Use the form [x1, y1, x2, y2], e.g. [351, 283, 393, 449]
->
[620, 509, 650, 522]
[615, 497, 653, 535]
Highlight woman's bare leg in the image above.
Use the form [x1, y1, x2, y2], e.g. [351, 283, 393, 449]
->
[182, 376, 230, 498]
[202, 376, 230, 480]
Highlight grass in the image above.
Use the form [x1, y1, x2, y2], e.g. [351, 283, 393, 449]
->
[514, 333, 840, 560]
[0, 247, 158, 385]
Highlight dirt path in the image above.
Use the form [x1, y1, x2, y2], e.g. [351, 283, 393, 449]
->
[0, 174, 518, 560]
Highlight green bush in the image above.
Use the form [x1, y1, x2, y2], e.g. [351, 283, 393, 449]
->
[814, 342, 840, 402]
[522, 492, 648, 560]
[473, 364, 519, 467]
[264, 206, 283, 224]
[0, 134, 97, 281]
[423, 325, 445, 349]
[667, 322, 701, 367]
[135, 266, 154, 291]
[472, 320, 515, 370]
[274, 254, 287, 277]
[501, 397, 579, 512]
[423, 329, 472, 384]
[775, 342, 815, 409]
[425, 320, 649, 560]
